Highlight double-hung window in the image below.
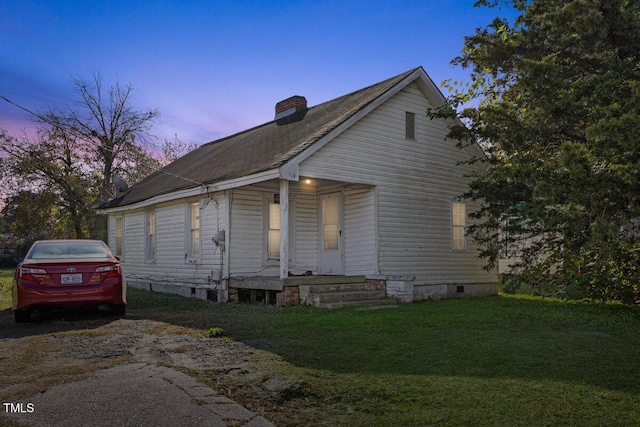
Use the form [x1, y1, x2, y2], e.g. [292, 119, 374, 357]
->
[264, 193, 296, 264]
[187, 202, 201, 260]
[145, 210, 156, 262]
[267, 195, 280, 260]
[452, 202, 467, 250]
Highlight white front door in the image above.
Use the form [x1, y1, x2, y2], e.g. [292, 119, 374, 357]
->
[318, 192, 344, 275]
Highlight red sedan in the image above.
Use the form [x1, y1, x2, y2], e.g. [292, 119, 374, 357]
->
[12, 240, 126, 323]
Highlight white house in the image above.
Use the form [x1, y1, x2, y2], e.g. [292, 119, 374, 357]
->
[98, 67, 498, 306]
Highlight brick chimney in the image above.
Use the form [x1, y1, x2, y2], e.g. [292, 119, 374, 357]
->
[275, 95, 307, 120]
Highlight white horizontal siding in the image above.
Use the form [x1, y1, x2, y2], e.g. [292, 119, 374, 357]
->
[122, 211, 145, 267]
[300, 82, 495, 285]
[344, 185, 376, 275]
[201, 194, 226, 277]
[112, 192, 226, 287]
[228, 181, 319, 277]
[229, 185, 273, 276]
[293, 188, 318, 273]
[155, 203, 186, 267]
[107, 215, 116, 253]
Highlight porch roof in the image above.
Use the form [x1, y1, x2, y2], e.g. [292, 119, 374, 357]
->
[100, 67, 423, 209]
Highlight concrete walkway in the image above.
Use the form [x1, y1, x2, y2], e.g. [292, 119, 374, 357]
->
[8, 363, 274, 427]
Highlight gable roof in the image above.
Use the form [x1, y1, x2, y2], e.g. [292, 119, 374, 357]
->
[101, 66, 437, 209]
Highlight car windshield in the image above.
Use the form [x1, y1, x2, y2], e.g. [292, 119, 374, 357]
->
[28, 241, 112, 259]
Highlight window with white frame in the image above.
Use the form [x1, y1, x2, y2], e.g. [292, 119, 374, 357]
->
[452, 202, 467, 250]
[267, 195, 280, 260]
[263, 193, 297, 264]
[115, 216, 124, 258]
[145, 210, 156, 262]
[187, 202, 201, 259]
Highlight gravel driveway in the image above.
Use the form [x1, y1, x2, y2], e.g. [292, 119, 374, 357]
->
[0, 313, 305, 426]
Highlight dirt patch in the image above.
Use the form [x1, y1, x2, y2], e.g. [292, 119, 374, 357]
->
[0, 315, 317, 426]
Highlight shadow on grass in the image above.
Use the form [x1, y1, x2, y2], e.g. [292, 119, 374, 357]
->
[0, 307, 123, 339]
[4, 287, 638, 396]
[125, 289, 640, 395]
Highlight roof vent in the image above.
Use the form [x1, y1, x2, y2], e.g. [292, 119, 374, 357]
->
[275, 95, 307, 120]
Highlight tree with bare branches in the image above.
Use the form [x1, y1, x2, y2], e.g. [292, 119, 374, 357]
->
[41, 73, 159, 206]
[1, 73, 160, 240]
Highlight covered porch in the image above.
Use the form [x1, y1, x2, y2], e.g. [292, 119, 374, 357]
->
[226, 177, 377, 276]
[224, 176, 383, 306]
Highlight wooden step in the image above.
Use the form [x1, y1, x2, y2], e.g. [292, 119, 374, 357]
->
[284, 275, 365, 287]
[317, 299, 398, 309]
[302, 282, 381, 294]
[300, 282, 378, 305]
[311, 289, 387, 305]
[299, 281, 393, 308]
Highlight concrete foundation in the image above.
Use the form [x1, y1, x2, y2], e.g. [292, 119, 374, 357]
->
[127, 275, 497, 306]
[378, 276, 416, 303]
[127, 280, 219, 301]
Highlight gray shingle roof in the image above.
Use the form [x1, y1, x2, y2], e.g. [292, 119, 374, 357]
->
[102, 67, 420, 208]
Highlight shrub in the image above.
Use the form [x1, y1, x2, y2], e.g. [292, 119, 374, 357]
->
[205, 326, 225, 338]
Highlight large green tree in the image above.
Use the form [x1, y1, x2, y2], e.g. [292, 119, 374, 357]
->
[435, 0, 640, 302]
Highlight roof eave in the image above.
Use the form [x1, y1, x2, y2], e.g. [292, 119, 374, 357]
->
[98, 168, 280, 213]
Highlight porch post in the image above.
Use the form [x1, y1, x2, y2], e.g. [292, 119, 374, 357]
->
[279, 179, 289, 279]
[220, 189, 231, 302]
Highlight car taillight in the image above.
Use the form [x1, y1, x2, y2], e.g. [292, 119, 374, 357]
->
[90, 265, 121, 283]
[19, 268, 54, 285]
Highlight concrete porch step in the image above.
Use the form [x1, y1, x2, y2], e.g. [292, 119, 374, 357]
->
[284, 275, 366, 287]
[299, 281, 384, 305]
[317, 299, 398, 309]
[301, 282, 382, 294]
[298, 280, 394, 308]
[311, 289, 387, 305]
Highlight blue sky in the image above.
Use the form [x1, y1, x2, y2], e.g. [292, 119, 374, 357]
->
[1, 0, 515, 144]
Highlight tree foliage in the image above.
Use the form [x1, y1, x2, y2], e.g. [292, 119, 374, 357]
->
[159, 134, 198, 164]
[0, 74, 170, 240]
[40, 74, 160, 238]
[433, 0, 640, 303]
[1, 191, 57, 238]
[2, 127, 96, 238]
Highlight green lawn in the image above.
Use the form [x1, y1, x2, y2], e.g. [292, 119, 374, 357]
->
[2, 266, 638, 426]
[126, 288, 640, 426]
[0, 269, 13, 310]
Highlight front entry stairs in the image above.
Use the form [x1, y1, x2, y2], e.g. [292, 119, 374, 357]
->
[289, 275, 396, 309]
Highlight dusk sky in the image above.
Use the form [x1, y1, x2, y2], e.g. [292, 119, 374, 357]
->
[1, 0, 516, 145]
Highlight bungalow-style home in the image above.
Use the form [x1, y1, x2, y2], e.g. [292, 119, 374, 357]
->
[99, 66, 498, 307]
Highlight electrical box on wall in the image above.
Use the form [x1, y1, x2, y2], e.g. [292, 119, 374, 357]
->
[210, 269, 221, 281]
[212, 230, 226, 251]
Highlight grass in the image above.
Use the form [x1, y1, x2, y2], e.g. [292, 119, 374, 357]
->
[125, 288, 640, 426]
[2, 266, 639, 426]
[0, 268, 13, 310]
